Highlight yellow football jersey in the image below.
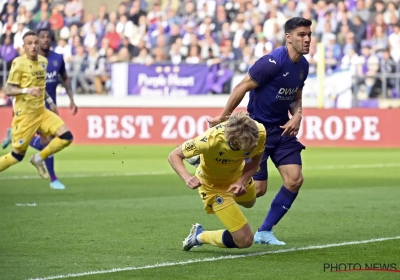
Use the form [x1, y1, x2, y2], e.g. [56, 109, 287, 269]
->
[182, 120, 266, 189]
[7, 54, 48, 115]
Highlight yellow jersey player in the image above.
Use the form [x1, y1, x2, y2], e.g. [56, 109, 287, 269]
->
[168, 112, 266, 251]
[0, 31, 73, 178]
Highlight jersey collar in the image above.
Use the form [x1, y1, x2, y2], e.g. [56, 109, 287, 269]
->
[227, 141, 240, 151]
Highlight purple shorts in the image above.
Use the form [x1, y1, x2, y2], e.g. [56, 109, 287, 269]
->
[253, 125, 305, 181]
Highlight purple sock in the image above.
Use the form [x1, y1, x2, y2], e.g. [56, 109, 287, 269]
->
[30, 136, 43, 150]
[45, 156, 57, 182]
[259, 185, 298, 232]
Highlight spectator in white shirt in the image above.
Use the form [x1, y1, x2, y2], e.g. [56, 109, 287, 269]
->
[13, 23, 29, 52]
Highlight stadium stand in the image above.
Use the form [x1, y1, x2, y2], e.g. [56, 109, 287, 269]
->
[0, 0, 400, 104]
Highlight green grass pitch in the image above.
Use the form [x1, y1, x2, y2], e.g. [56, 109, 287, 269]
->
[1, 146, 400, 280]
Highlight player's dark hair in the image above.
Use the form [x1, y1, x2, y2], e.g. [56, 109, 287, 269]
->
[284, 17, 312, 34]
[37, 28, 51, 35]
[22, 31, 38, 40]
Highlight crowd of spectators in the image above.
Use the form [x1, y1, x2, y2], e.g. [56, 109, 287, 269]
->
[0, 0, 399, 100]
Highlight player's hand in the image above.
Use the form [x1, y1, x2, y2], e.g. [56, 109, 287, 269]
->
[49, 103, 59, 115]
[207, 115, 228, 128]
[227, 182, 247, 197]
[27, 87, 40, 97]
[70, 100, 78, 115]
[280, 114, 302, 137]
[185, 176, 202, 189]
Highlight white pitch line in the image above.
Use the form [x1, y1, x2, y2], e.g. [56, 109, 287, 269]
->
[28, 236, 400, 280]
[0, 171, 170, 180]
[303, 163, 400, 170]
[1, 162, 400, 181]
[15, 203, 37, 207]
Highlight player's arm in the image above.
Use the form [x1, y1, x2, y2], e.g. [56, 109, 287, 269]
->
[289, 89, 302, 119]
[208, 74, 258, 127]
[45, 90, 59, 114]
[218, 74, 259, 121]
[168, 134, 208, 189]
[238, 153, 263, 185]
[5, 83, 25, 96]
[281, 63, 308, 137]
[60, 72, 76, 105]
[5, 84, 41, 97]
[5, 60, 40, 97]
[59, 57, 78, 114]
[208, 55, 279, 127]
[237, 127, 266, 185]
[45, 91, 55, 104]
[168, 147, 200, 188]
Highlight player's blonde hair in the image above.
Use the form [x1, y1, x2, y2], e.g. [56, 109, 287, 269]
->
[224, 111, 259, 151]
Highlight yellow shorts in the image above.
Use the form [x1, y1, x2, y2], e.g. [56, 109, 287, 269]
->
[197, 178, 256, 232]
[12, 110, 65, 151]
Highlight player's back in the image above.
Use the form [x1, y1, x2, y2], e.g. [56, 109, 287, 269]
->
[247, 46, 309, 126]
[198, 120, 266, 187]
[45, 51, 65, 101]
[8, 54, 48, 115]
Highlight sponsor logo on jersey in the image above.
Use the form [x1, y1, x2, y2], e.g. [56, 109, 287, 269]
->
[46, 71, 58, 79]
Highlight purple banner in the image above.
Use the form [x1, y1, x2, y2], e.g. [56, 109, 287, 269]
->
[127, 64, 233, 96]
[128, 64, 209, 96]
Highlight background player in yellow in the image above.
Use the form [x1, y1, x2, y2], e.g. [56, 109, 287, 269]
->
[168, 112, 266, 251]
[0, 31, 73, 178]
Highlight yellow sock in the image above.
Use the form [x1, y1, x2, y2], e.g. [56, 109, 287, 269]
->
[0, 153, 19, 172]
[198, 230, 226, 248]
[39, 137, 72, 160]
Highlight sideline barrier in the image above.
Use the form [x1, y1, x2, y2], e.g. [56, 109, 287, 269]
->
[1, 107, 399, 147]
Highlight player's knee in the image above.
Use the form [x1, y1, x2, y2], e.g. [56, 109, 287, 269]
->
[40, 135, 51, 145]
[238, 199, 256, 209]
[255, 180, 268, 197]
[12, 151, 25, 162]
[285, 174, 304, 191]
[59, 131, 73, 145]
[235, 234, 254, 249]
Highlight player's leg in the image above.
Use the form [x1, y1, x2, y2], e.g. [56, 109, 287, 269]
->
[183, 205, 254, 251]
[235, 177, 256, 208]
[0, 147, 26, 171]
[2, 110, 14, 149]
[0, 117, 38, 172]
[1, 127, 12, 149]
[30, 111, 73, 179]
[198, 204, 253, 249]
[253, 160, 286, 245]
[41, 135, 63, 189]
[255, 137, 305, 245]
[252, 149, 270, 198]
[183, 190, 254, 251]
[29, 133, 63, 188]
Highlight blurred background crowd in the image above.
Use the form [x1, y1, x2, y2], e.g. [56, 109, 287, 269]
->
[1, 0, 400, 104]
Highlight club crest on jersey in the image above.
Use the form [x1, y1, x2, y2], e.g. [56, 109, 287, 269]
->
[299, 70, 304, 80]
[215, 196, 224, 205]
[185, 141, 196, 152]
[53, 60, 58, 67]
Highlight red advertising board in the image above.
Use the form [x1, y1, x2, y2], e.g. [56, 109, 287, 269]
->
[0, 107, 399, 147]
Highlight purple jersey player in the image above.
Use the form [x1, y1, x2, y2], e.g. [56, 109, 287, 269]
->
[208, 17, 312, 245]
[34, 28, 78, 190]
[1, 28, 78, 190]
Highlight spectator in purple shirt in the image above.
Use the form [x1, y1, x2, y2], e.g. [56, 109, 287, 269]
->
[0, 35, 18, 70]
